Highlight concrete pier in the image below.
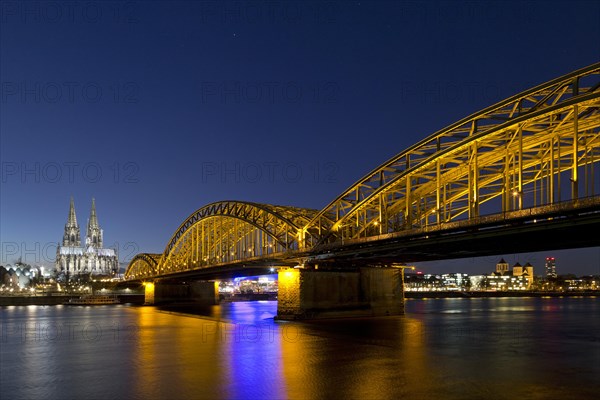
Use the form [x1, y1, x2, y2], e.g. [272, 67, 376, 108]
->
[143, 281, 219, 305]
[276, 267, 404, 320]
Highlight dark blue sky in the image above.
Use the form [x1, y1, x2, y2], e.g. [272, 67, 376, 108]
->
[1, 1, 599, 275]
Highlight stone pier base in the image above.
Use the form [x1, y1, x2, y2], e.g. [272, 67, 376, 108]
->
[143, 280, 219, 305]
[276, 267, 404, 320]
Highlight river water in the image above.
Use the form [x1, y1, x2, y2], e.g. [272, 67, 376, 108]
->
[1, 297, 598, 400]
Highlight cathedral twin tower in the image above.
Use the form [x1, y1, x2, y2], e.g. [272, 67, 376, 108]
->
[55, 197, 118, 277]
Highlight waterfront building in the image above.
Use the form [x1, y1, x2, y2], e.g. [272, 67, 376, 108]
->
[481, 259, 535, 290]
[55, 198, 118, 278]
[495, 259, 510, 275]
[520, 262, 534, 288]
[469, 275, 486, 289]
[440, 273, 470, 290]
[403, 273, 443, 291]
[509, 262, 534, 288]
[0, 262, 41, 289]
[545, 257, 557, 278]
[484, 273, 530, 291]
[513, 262, 523, 276]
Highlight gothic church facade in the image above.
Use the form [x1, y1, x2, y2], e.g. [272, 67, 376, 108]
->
[55, 198, 118, 277]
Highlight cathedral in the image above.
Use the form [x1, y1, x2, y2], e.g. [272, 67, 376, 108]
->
[55, 197, 118, 278]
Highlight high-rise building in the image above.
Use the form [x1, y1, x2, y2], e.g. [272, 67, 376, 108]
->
[55, 197, 118, 278]
[545, 257, 557, 278]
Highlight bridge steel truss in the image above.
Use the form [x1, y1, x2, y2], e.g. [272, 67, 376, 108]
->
[302, 63, 600, 247]
[125, 253, 162, 280]
[137, 201, 320, 277]
[125, 63, 600, 280]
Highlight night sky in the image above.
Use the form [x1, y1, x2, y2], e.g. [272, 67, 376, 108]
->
[1, 1, 599, 275]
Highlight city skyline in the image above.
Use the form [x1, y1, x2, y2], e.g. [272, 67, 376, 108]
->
[2, 2, 599, 275]
[2, 194, 598, 276]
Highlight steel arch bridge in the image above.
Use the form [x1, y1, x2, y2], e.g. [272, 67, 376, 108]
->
[126, 62, 600, 280]
[126, 253, 162, 279]
[126, 201, 320, 280]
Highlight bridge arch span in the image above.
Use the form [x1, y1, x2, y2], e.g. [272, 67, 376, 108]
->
[159, 201, 319, 275]
[303, 62, 600, 246]
[124, 253, 162, 280]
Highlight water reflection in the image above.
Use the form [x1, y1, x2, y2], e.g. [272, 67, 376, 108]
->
[280, 315, 429, 399]
[224, 319, 285, 399]
[2, 298, 599, 400]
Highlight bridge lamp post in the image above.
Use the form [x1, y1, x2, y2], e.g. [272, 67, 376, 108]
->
[512, 190, 522, 210]
[374, 220, 382, 235]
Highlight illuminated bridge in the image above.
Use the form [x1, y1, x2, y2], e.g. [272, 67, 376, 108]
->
[126, 63, 600, 319]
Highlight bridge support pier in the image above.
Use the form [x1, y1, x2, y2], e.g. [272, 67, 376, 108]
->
[276, 266, 404, 320]
[143, 280, 219, 305]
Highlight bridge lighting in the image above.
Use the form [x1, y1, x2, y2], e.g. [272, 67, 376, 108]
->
[124, 64, 600, 285]
[391, 264, 415, 270]
[281, 269, 295, 280]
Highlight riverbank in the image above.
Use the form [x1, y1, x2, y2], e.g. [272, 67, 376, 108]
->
[2, 291, 597, 306]
[0, 294, 145, 306]
[405, 291, 599, 299]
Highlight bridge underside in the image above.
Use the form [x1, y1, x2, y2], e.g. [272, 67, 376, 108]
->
[143, 260, 299, 282]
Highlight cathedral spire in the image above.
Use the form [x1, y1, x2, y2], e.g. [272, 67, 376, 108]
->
[63, 196, 81, 247]
[67, 196, 78, 227]
[89, 197, 98, 228]
[86, 197, 103, 248]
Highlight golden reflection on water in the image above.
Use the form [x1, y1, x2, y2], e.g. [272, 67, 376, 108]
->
[134, 304, 287, 399]
[280, 316, 429, 399]
[134, 306, 233, 399]
[134, 306, 161, 397]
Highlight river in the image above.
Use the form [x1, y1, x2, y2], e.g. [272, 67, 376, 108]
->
[1, 297, 598, 399]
